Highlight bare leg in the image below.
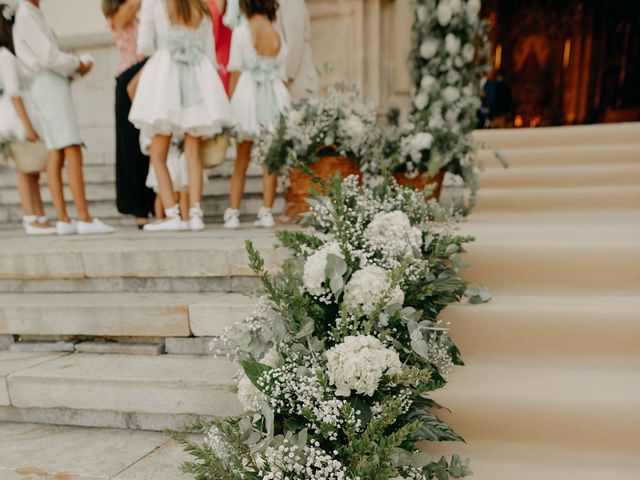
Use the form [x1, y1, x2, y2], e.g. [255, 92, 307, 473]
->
[229, 140, 252, 210]
[149, 135, 175, 212]
[46, 149, 70, 222]
[183, 134, 202, 208]
[179, 192, 190, 220]
[154, 195, 165, 219]
[28, 174, 48, 222]
[16, 170, 35, 217]
[262, 165, 277, 209]
[64, 145, 91, 222]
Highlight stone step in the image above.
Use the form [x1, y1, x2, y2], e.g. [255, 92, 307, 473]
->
[0, 422, 191, 479]
[430, 440, 640, 480]
[0, 227, 285, 281]
[0, 193, 285, 224]
[0, 292, 253, 337]
[473, 122, 640, 149]
[479, 143, 640, 169]
[443, 295, 640, 362]
[474, 185, 640, 213]
[3, 352, 241, 419]
[0, 172, 268, 205]
[480, 164, 640, 189]
[432, 360, 640, 455]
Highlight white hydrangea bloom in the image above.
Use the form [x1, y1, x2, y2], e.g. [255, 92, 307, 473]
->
[340, 114, 366, 140]
[419, 38, 439, 59]
[326, 335, 402, 397]
[449, 0, 462, 14]
[364, 210, 423, 261]
[343, 265, 404, 316]
[444, 33, 461, 55]
[303, 242, 343, 296]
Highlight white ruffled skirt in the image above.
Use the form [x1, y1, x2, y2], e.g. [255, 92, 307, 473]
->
[129, 49, 233, 140]
[231, 72, 290, 142]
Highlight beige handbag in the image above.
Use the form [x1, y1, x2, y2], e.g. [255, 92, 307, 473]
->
[9, 141, 48, 173]
[201, 133, 229, 168]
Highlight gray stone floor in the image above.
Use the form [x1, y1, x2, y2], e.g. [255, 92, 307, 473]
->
[0, 422, 193, 480]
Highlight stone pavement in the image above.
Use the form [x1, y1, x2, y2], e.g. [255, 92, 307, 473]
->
[0, 422, 191, 480]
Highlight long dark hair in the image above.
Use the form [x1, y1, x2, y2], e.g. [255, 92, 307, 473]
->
[169, 0, 210, 24]
[239, 0, 279, 22]
[102, 0, 127, 17]
[0, 3, 14, 54]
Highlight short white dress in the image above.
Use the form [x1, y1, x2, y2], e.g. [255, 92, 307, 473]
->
[0, 48, 27, 143]
[129, 0, 233, 140]
[12, 1, 82, 150]
[229, 20, 291, 141]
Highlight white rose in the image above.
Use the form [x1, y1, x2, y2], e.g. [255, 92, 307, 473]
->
[442, 86, 461, 104]
[413, 92, 429, 110]
[449, 0, 462, 13]
[462, 43, 475, 62]
[419, 38, 439, 59]
[420, 75, 437, 93]
[444, 33, 461, 55]
[437, 1, 453, 26]
[466, 0, 481, 18]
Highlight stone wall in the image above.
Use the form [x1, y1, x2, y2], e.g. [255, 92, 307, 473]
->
[16, 0, 416, 165]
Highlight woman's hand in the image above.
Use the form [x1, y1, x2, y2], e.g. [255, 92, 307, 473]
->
[76, 61, 93, 76]
[25, 128, 39, 142]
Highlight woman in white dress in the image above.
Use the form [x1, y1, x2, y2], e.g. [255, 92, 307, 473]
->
[130, 0, 233, 231]
[0, 3, 55, 235]
[13, 0, 114, 235]
[223, 0, 290, 229]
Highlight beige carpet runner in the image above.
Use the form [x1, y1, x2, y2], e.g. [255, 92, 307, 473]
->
[430, 122, 640, 479]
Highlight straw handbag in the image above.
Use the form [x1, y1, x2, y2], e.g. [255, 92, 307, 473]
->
[201, 133, 229, 168]
[9, 141, 48, 173]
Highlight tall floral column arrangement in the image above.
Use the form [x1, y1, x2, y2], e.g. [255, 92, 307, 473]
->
[407, 0, 490, 210]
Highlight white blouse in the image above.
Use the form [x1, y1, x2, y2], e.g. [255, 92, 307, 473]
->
[136, 0, 215, 62]
[0, 48, 22, 99]
[12, 0, 80, 79]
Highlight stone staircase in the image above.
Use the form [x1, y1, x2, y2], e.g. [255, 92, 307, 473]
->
[0, 228, 288, 435]
[0, 160, 283, 227]
[430, 122, 640, 479]
[1, 122, 639, 477]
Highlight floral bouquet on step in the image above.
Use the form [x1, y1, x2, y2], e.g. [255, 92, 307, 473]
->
[252, 85, 380, 177]
[170, 175, 491, 479]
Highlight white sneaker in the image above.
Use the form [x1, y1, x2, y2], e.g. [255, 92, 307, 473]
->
[253, 207, 275, 228]
[77, 218, 115, 235]
[143, 205, 186, 232]
[22, 215, 38, 227]
[189, 204, 205, 231]
[38, 216, 49, 224]
[56, 219, 78, 235]
[24, 222, 56, 236]
[223, 208, 240, 229]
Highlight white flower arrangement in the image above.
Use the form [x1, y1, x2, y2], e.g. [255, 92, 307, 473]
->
[326, 335, 403, 397]
[363, 210, 423, 261]
[253, 85, 379, 176]
[343, 265, 405, 316]
[403, 0, 492, 211]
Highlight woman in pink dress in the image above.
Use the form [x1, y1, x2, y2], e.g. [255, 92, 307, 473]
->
[204, 0, 232, 95]
[103, 0, 156, 228]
